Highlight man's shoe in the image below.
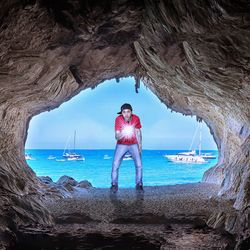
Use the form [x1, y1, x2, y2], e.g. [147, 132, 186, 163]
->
[136, 183, 144, 192]
[110, 183, 118, 193]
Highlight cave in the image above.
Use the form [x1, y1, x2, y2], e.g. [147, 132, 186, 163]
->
[24, 77, 218, 188]
[0, 0, 249, 249]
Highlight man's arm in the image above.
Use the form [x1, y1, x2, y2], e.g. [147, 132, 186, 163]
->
[135, 128, 142, 152]
[115, 130, 123, 140]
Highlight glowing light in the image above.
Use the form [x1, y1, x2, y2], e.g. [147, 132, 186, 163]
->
[121, 125, 134, 139]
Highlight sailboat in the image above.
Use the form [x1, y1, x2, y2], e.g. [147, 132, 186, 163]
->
[165, 151, 206, 163]
[200, 152, 216, 159]
[103, 154, 112, 160]
[25, 153, 36, 160]
[62, 130, 85, 161]
[164, 123, 211, 163]
[123, 153, 133, 161]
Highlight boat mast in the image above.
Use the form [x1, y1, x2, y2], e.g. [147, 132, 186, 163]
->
[63, 134, 71, 155]
[189, 124, 199, 152]
[199, 123, 202, 156]
[74, 130, 76, 153]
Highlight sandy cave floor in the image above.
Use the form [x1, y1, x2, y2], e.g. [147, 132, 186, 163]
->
[17, 183, 237, 249]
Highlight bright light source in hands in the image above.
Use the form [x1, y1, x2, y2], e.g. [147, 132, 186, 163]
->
[121, 125, 134, 139]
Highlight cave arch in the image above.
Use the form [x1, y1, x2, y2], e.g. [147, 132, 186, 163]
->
[0, 0, 249, 248]
[24, 77, 218, 188]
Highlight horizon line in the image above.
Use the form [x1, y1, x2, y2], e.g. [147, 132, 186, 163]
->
[25, 148, 218, 151]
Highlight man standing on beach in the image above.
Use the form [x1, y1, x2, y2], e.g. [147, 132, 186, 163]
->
[110, 103, 143, 193]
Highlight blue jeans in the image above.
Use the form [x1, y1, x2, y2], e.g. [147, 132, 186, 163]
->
[111, 144, 143, 185]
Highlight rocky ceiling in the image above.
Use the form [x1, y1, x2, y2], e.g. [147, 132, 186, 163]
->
[0, 0, 249, 248]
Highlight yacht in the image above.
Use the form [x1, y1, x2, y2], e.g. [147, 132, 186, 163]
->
[164, 123, 208, 164]
[123, 153, 133, 161]
[47, 155, 56, 160]
[63, 152, 85, 161]
[200, 153, 216, 159]
[62, 130, 85, 161]
[103, 154, 112, 160]
[25, 153, 35, 160]
[165, 151, 206, 163]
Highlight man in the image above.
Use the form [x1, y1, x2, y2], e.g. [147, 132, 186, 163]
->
[110, 103, 143, 193]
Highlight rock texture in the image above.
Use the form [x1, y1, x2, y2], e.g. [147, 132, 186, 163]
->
[38, 175, 91, 199]
[0, 0, 249, 249]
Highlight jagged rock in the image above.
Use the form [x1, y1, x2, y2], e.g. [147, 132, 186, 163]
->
[56, 176, 78, 187]
[77, 180, 93, 189]
[39, 176, 53, 185]
[37, 175, 91, 200]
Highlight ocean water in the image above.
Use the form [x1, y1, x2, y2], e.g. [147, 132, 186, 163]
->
[25, 149, 218, 188]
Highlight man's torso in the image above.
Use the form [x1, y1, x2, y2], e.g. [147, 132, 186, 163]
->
[115, 114, 141, 145]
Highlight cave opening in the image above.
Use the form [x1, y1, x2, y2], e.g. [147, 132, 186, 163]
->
[24, 77, 218, 189]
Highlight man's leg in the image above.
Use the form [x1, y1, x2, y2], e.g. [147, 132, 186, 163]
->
[128, 144, 143, 185]
[111, 144, 128, 186]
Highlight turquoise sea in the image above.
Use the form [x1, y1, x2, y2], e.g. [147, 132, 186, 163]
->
[25, 149, 218, 188]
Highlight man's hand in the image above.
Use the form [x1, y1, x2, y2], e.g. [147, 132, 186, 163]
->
[115, 130, 123, 140]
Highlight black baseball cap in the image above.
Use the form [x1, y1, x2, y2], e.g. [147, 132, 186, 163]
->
[117, 103, 133, 114]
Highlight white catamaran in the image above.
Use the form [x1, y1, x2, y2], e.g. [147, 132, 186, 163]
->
[63, 130, 85, 161]
[164, 123, 215, 163]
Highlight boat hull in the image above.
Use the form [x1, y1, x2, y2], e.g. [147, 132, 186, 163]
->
[164, 154, 206, 163]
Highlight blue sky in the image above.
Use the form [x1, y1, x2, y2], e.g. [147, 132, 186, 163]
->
[25, 77, 217, 150]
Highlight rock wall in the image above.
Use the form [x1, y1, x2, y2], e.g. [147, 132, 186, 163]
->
[134, 0, 250, 210]
[0, 0, 249, 248]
